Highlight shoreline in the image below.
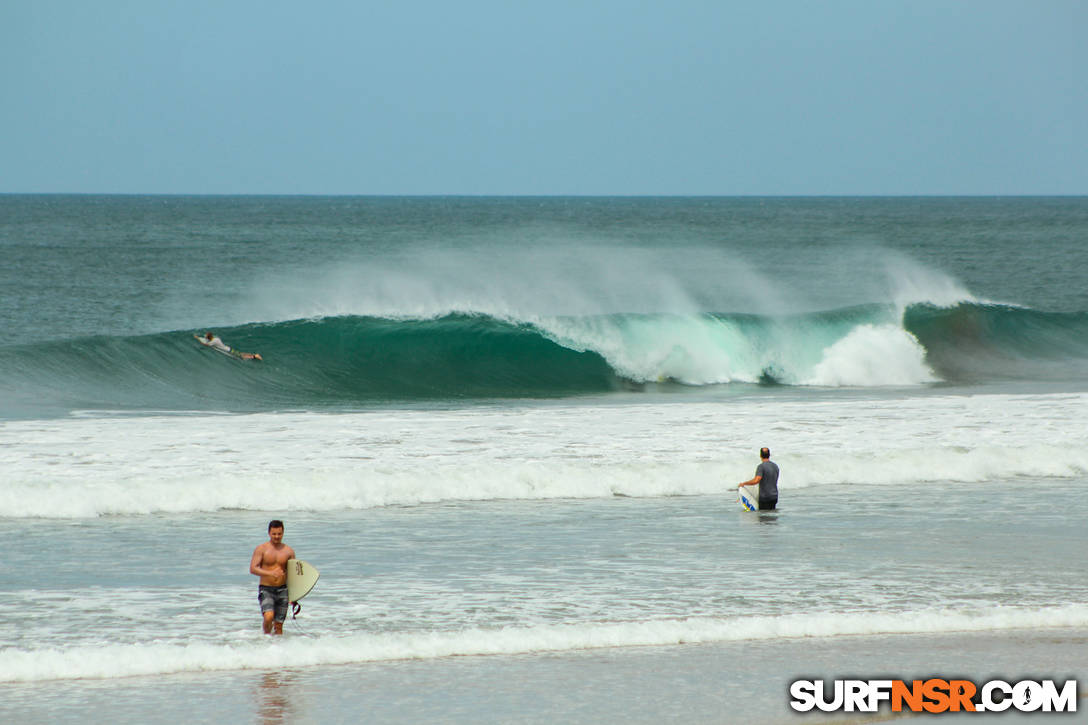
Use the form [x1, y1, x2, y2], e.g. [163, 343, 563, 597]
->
[4, 627, 1085, 724]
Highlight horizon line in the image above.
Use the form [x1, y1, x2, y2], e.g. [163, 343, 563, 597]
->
[3, 192, 1087, 199]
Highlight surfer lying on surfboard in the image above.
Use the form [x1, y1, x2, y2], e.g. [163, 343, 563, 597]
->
[195, 331, 262, 360]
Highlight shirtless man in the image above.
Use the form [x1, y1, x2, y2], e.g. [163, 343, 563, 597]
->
[250, 520, 296, 634]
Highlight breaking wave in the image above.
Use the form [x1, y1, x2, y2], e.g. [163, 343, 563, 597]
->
[1, 303, 1086, 414]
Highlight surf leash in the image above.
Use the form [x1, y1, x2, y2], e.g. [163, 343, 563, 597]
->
[289, 601, 317, 637]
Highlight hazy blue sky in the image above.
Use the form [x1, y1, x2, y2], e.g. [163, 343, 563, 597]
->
[3, 1, 1085, 195]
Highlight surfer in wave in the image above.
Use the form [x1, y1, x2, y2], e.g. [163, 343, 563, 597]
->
[250, 520, 296, 635]
[195, 331, 262, 360]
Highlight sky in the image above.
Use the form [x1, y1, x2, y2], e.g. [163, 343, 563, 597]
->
[2, 1, 1086, 195]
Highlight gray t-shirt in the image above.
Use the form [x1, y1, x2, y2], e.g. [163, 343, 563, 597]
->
[755, 460, 779, 500]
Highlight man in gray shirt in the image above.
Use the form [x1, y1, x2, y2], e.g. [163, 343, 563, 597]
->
[738, 447, 779, 510]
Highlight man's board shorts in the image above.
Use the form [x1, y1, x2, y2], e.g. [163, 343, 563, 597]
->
[758, 497, 778, 511]
[258, 584, 290, 623]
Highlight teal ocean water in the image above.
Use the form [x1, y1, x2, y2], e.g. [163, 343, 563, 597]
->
[3, 196, 1088, 414]
[2, 196, 1087, 722]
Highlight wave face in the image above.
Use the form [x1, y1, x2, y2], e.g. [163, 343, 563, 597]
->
[905, 303, 1088, 382]
[0, 315, 619, 412]
[2, 302, 1088, 413]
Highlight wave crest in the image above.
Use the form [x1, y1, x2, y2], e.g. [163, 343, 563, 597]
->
[1, 302, 1086, 413]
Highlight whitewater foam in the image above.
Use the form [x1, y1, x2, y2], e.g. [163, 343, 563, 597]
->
[536, 314, 756, 385]
[2, 393, 1086, 517]
[803, 323, 936, 386]
[536, 310, 940, 387]
[3, 605, 1085, 683]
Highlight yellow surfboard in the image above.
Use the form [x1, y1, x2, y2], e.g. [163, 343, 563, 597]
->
[286, 559, 320, 602]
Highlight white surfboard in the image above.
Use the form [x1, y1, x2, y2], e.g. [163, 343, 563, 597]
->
[738, 484, 760, 512]
[208, 345, 239, 359]
[286, 559, 320, 602]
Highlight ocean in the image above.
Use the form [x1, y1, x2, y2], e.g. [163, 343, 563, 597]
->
[1, 195, 1086, 723]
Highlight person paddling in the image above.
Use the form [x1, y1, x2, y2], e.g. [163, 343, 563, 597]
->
[195, 331, 262, 360]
